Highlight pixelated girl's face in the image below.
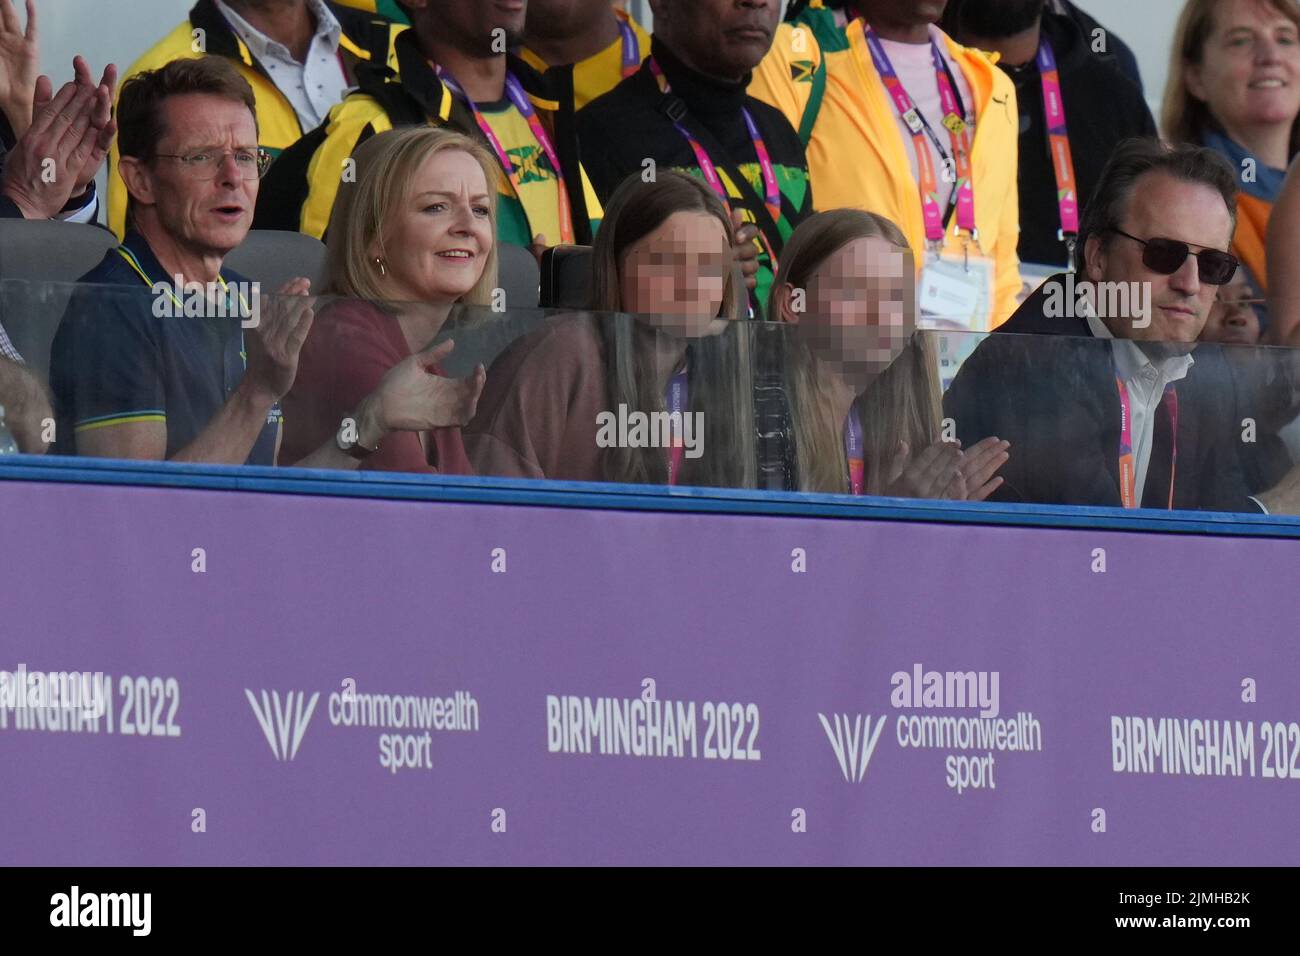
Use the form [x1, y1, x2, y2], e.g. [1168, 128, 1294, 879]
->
[802, 235, 913, 387]
[620, 211, 731, 336]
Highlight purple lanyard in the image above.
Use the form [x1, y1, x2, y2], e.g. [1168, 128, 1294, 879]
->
[617, 17, 640, 78]
[1035, 39, 1080, 253]
[666, 367, 688, 486]
[843, 406, 864, 495]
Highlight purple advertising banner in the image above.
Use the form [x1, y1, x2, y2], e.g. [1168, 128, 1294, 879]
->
[2, 476, 1299, 866]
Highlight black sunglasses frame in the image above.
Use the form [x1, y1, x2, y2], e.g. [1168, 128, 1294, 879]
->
[1108, 228, 1239, 285]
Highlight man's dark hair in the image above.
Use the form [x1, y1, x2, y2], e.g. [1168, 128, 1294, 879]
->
[944, 0, 1045, 38]
[1076, 137, 1238, 274]
[117, 56, 258, 164]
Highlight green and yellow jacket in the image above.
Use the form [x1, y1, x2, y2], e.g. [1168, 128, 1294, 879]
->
[253, 28, 602, 247]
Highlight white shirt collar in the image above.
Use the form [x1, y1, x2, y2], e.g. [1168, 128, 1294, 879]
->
[1085, 311, 1194, 384]
[215, 0, 341, 63]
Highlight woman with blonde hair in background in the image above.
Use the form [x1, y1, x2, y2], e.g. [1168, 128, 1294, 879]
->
[281, 126, 496, 471]
[770, 209, 1008, 499]
[1165, 0, 1300, 338]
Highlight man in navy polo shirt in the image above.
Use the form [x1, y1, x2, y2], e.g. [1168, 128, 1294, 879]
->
[50, 56, 310, 465]
[51, 55, 488, 468]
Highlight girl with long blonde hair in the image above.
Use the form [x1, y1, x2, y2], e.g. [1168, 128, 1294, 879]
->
[770, 209, 1008, 498]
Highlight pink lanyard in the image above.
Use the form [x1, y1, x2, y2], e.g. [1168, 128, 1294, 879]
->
[666, 367, 688, 486]
[435, 66, 575, 245]
[646, 57, 784, 233]
[844, 406, 864, 495]
[1036, 38, 1080, 266]
[1116, 378, 1179, 509]
[864, 25, 976, 247]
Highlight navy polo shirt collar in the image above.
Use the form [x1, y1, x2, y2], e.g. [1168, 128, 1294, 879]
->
[117, 230, 168, 287]
[115, 230, 245, 290]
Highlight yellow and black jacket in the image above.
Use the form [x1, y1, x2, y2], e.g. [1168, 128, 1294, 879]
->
[518, 7, 651, 111]
[253, 28, 601, 247]
[107, 0, 403, 237]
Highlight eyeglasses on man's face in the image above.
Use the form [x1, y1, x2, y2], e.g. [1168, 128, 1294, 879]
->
[152, 148, 271, 181]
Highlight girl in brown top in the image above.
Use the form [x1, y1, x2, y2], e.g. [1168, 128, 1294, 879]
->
[466, 171, 756, 488]
[769, 209, 1009, 499]
[281, 127, 493, 472]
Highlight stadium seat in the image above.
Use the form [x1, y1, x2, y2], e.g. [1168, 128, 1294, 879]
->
[539, 244, 592, 309]
[0, 219, 116, 283]
[223, 230, 329, 291]
[498, 241, 540, 310]
[0, 221, 118, 375]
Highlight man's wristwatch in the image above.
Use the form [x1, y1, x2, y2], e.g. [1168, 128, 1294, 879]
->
[336, 417, 380, 460]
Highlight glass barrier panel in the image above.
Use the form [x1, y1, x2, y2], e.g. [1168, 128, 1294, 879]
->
[5, 276, 1300, 513]
[760, 313, 1300, 513]
[0, 280, 759, 492]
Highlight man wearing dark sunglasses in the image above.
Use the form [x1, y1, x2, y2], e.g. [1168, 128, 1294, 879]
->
[944, 137, 1300, 514]
[1108, 229, 1240, 290]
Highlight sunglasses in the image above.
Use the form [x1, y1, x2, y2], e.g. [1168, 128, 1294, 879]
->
[1110, 228, 1239, 285]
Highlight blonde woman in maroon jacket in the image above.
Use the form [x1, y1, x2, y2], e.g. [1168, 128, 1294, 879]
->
[282, 126, 494, 471]
[771, 208, 1009, 499]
